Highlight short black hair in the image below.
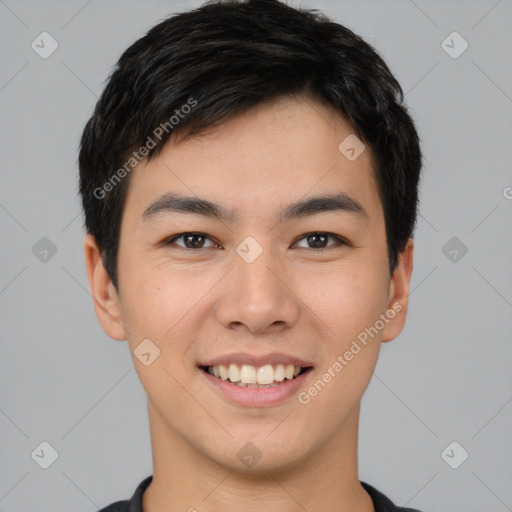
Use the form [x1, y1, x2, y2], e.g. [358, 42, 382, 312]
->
[79, 0, 423, 291]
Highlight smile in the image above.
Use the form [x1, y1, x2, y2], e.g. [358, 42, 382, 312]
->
[202, 363, 311, 388]
[199, 361, 314, 407]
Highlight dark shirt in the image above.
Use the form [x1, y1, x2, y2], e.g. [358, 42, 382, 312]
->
[97, 475, 423, 512]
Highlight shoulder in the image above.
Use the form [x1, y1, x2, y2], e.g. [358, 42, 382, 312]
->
[95, 474, 153, 512]
[361, 481, 423, 512]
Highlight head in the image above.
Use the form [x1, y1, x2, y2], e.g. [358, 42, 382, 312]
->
[80, 0, 421, 473]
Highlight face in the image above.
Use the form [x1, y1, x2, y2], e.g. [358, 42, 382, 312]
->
[85, 94, 413, 473]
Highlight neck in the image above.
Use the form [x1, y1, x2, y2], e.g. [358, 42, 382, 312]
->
[142, 401, 374, 512]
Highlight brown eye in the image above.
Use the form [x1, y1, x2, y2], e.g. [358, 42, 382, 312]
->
[164, 232, 218, 249]
[294, 232, 347, 250]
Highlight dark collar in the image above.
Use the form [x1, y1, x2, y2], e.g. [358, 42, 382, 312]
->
[123, 475, 421, 512]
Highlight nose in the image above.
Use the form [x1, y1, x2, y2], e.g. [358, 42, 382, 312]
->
[214, 244, 300, 335]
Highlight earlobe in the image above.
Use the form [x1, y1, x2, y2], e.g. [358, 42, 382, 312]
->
[83, 234, 127, 341]
[381, 238, 414, 343]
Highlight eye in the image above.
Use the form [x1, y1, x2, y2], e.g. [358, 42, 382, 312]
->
[162, 231, 349, 251]
[293, 232, 348, 250]
[163, 232, 219, 249]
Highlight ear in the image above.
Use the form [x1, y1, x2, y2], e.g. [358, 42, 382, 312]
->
[83, 234, 127, 341]
[381, 238, 414, 343]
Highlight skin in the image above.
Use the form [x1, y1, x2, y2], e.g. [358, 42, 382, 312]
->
[84, 94, 414, 512]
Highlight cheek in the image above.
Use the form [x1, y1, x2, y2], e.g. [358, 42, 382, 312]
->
[296, 273, 384, 426]
[118, 268, 187, 366]
[121, 258, 201, 334]
[124, 264, 229, 383]
[296, 264, 388, 340]
[120, 270, 201, 398]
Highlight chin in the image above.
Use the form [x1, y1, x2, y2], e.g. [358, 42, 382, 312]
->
[206, 434, 313, 475]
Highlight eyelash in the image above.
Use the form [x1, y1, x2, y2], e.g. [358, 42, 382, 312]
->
[162, 232, 349, 251]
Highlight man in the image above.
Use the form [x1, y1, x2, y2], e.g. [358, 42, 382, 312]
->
[79, 0, 423, 510]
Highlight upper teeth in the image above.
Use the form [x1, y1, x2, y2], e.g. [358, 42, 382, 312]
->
[207, 364, 301, 385]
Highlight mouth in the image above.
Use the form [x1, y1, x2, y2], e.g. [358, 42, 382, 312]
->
[197, 353, 315, 407]
[199, 363, 314, 389]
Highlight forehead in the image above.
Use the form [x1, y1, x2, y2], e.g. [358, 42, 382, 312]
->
[123, 95, 383, 228]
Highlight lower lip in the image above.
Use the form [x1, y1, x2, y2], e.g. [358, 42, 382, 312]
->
[199, 368, 313, 408]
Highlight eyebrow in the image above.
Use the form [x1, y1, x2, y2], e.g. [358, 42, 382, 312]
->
[141, 191, 369, 223]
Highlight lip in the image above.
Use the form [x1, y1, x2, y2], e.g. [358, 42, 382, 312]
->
[199, 352, 314, 368]
[198, 366, 314, 408]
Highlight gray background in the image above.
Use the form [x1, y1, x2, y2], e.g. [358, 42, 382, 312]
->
[0, 0, 511, 511]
